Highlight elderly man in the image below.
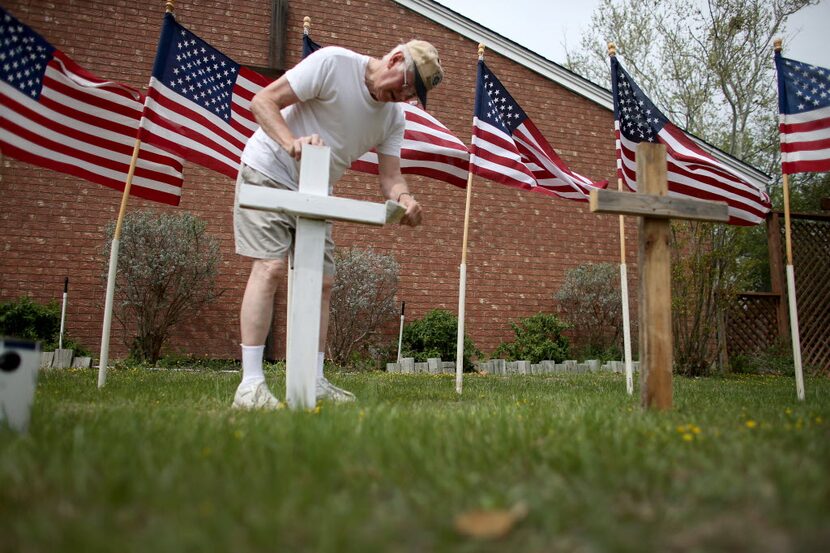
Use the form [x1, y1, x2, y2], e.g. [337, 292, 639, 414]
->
[232, 40, 444, 408]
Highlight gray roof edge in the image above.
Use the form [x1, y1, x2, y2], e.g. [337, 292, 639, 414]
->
[393, 0, 772, 191]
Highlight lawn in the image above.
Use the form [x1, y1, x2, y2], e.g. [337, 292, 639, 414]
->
[2, 367, 829, 552]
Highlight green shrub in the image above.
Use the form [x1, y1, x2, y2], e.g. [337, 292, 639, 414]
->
[104, 210, 223, 363]
[401, 309, 479, 370]
[0, 296, 88, 353]
[730, 340, 795, 375]
[0, 296, 59, 344]
[327, 248, 399, 366]
[555, 262, 624, 355]
[494, 312, 570, 363]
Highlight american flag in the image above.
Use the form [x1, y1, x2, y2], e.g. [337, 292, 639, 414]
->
[302, 33, 470, 188]
[774, 51, 830, 174]
[470, 60, 606, 201]
[139, 13, 272, 179]
[611, 56, 771, 226]
[0, 8, 184, 205]
[302, 33, 321, 59]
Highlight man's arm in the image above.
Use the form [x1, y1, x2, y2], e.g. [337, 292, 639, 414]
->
[250, 75, 323, 161]
[378, 153, 422, 227]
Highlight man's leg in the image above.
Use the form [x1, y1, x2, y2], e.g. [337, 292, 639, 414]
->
[233, 258, 287, 410]
[241, 258, 287, 345]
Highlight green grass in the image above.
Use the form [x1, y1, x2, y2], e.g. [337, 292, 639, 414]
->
[2, 368, 829, 552]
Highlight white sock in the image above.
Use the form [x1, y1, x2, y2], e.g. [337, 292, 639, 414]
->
[240, 344, 265, 387]
[317, 351, 325, 381]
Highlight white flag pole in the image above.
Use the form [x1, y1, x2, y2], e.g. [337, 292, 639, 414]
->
[455, 172, 473, 394]
[455, 43, 485, 395]
[396, 301, 405, 363]
[782, 173, 806, 401]
[609, 44, 635, 395]
[58, 277, 68, 351]
[98, 138, 143, 388]
[99, 1, 178, 387]
[774, 40, 806, 401]
[618, 203, 634, 396]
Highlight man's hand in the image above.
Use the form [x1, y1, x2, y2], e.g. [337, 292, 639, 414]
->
[398, 194, 422, 227]
[288, 134, 325, 161]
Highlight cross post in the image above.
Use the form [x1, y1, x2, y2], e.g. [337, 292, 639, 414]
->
[590, 143, 729, 410]
[238, 145, 404, 409]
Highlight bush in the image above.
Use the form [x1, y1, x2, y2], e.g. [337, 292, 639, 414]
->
[401, 309, 479, 370]
[0, 296, 59, 343]
[494, 312, 570, 363]
[104, 210, 223, 363]
[730, 340, 795, 375]
[327, 248, 399, 366]
[555, 262, 624, 356]
[0, 296, 88, 353]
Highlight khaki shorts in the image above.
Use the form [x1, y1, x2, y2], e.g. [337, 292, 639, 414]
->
[234, 163, 335, 275]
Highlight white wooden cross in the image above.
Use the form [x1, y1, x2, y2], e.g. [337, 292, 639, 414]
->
[589, 143, 729, 410]
[238, 145, 405, 409]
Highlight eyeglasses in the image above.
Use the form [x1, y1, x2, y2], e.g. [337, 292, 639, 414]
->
[400, 64, 416, 100]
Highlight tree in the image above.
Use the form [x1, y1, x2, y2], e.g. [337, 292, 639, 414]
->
[104, 211, 223, 363]
[566, 0, 814, 170]
[326, 247, 399, 366]
[566, 0, 815, 374]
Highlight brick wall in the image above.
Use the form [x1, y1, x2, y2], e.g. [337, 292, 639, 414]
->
[0, 0, 638, 359]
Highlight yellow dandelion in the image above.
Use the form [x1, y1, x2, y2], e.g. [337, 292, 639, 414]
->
[745, 420, 757, 429]
[682, 433, 694, 442]
[692, 425, 701, 435]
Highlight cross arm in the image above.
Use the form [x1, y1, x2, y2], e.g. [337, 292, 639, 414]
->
[589, 188, 730, 223]
[239, 185, 406, 226]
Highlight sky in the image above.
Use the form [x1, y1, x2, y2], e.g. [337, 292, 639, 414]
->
[433, 0, 830, 69]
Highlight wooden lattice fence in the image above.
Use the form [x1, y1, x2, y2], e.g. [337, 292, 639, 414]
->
[727, 212, 830, 371]
[787, 213, 830, 370]
[726, 292, 781, 356]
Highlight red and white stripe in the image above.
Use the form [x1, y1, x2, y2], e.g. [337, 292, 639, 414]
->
[779, 105, 830, 174]
[616, 121, 771, 226]
[350, 103, 470, 188]
[472, 117, 605, 201]
[139, 67, 270, 180]
[0, 50, 184, 205]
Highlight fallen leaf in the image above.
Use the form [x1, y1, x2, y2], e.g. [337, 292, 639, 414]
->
[453, 502, 528, 540]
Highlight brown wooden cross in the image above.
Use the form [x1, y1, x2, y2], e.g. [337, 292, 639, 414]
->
[590, 143, 730, 410]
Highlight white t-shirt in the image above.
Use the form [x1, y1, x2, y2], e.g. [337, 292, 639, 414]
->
[241, 47, 406, 191]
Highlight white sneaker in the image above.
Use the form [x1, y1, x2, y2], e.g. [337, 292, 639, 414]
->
[316, 377, 356, 403]
[232, 380, 284, 410]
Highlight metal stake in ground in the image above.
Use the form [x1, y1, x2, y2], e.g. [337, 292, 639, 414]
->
[239, 145, 404, 409]
[590, 143, 730, 410]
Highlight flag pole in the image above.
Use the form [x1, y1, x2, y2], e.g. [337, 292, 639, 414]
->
[98, 0, 175, 387]
[455, 43, 485, 394]
[59, 277, 68, 350]
[774, 39, 805, 401]
[98, 137, 143, 388]
[608, 43, 634, 396]
[397, 301, 405, 363]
